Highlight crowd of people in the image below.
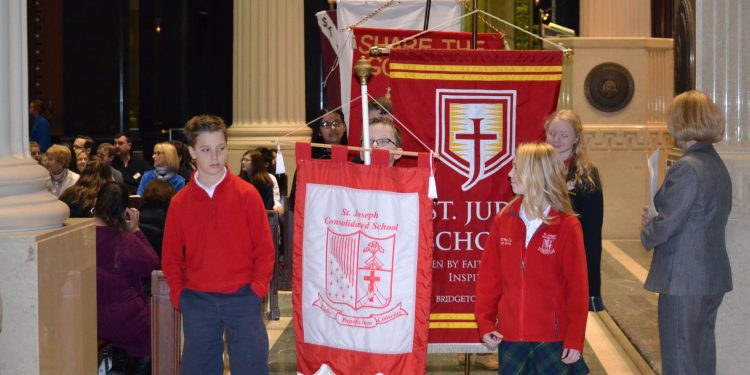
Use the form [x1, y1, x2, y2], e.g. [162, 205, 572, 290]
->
[26, 89, 731, 375]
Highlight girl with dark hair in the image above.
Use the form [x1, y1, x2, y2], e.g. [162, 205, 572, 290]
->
[256, 146, 288, 196]
[170, 139, 195, 182]
[239, 150, 277, 212]
[59, 157, 113, 217]
[94, 181, 159, 373]
[290, 108, 348, 209]
[309, 108, 348, 159]
[139, 179, 175, 257]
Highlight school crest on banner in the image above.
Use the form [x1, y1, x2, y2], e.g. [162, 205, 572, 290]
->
[436, 89, 517, 191]
[312, 230, 408, 328]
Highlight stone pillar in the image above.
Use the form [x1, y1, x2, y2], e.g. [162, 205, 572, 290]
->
[696, 2, 750, 374]
[0, 0, 68, 232]
[579, 0, 651, 37]
[548, 0, 672, 238]
[228, 0, 310, 190]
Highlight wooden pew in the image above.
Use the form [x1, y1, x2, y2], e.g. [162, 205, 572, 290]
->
[151, 270, 181, 375]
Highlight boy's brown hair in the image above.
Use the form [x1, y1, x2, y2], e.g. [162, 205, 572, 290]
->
[184, 114, 227, 147]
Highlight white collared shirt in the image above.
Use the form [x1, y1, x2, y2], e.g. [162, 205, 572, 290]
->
[519, 205, 551, 247]
[194, 167, 227, 198]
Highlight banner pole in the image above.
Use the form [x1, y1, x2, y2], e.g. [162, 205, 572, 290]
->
[471, 0, 478, 49]
[423, 0, 432, 30]
[354, 56, 374, 165]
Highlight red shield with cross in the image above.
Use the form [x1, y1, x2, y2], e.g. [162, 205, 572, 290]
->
[325, 229, 396, 310]
[436, 89, 517, 191]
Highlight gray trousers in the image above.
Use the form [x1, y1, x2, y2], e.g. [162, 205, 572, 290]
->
[658, 293, 724, 375]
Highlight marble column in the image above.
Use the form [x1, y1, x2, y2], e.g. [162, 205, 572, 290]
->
[696, 2, 750, 374]
[549, 0, 673, 238]
[0, 0, 69, 232]
[1, 1, 96, 374]
[228, 0, 311, 191]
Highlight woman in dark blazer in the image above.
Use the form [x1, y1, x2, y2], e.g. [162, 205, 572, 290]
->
[641, 90, 732, 375]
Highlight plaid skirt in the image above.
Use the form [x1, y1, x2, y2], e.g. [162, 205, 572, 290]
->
[498, 341, 590, 375]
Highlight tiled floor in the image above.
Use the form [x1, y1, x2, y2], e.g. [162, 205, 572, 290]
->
[263, 238, 660, 374]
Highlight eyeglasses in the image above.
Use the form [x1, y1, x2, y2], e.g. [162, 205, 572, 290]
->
[321, 120, 343, 129]
[370, 138, 397, 147]
[153, 151, 164, 155]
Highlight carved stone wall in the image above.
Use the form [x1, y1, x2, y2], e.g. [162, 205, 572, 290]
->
[582, 126, 671, 238]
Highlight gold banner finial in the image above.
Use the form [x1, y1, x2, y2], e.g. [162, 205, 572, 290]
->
[354, 56, 373, 85]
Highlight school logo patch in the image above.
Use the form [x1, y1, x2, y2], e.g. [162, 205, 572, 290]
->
[538, 233, 557, 255]
[435, 89, 517, 191]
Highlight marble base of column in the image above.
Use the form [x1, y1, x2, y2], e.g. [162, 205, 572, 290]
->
[0, 159, 69, 232]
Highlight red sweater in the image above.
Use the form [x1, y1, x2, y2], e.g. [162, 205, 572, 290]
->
[474, 198, 589, 351]
[162, 170, 275, 309]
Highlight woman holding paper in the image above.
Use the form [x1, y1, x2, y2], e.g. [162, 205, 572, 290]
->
[641, 90, 732, 375]
[475, 143, 589, 374]
[545, 109, 605, 311]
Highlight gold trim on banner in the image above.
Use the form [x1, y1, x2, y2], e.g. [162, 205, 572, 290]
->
[389, 63, 562, 73]
[429, 322, 479, 329]
[430, 313, 476, 320]
[390, 72, 562, 81]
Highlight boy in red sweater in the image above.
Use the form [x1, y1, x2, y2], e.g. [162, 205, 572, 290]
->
[162, 114, 275, 375]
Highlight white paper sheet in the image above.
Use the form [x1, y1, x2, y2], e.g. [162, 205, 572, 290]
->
[647, 149, 660, 217]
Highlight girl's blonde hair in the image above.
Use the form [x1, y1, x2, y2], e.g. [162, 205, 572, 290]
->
[543, 109, 598, 189]
[155, 142, 180, 171]
[514, 143, 575, 223]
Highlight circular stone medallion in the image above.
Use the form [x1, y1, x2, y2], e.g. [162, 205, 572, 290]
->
[584, 63, 634, 112]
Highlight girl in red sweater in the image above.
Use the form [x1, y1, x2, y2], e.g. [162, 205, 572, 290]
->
[475, 143, 589, 374]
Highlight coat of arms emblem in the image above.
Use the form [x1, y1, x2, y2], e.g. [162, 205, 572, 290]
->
[313, 228, 407, 328]
[436, 89, 517, 191]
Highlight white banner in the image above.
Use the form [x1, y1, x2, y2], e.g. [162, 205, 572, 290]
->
[302, 183, 420, 354]
[336, 0, 461, 124]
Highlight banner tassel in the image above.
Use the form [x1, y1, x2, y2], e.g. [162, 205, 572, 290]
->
[275, 139, 286, 174]
[428, 152, 438, 199]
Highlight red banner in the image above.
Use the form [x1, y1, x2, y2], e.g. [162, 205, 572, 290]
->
[347, 27, 504, 144]
[293, 144, 434, 374]
[389, 49, 563, 345]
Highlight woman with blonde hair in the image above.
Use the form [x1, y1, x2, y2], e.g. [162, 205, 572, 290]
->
[641, 90, 732, 375]
[475, 143, 589, 374]
[137, 142, 185, 196]
[45, 144, 79, 197]
[545, 109, 605, 312]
